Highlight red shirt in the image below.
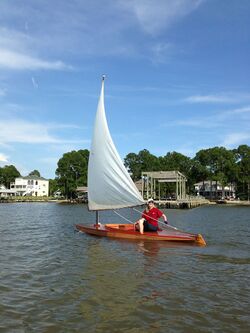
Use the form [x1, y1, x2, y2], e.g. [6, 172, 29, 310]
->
[142, 207, 163, 227]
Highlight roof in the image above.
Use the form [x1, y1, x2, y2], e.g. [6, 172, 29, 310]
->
[142, 171, 187, 181]
[194, 180, 222, 186]
[17, 175, 48, 181]
[76, 186, 88, 192]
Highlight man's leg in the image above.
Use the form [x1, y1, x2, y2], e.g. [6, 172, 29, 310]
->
[137, 218, 145, 234]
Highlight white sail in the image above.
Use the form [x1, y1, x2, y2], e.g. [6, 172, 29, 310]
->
[88, 78, 145, 211]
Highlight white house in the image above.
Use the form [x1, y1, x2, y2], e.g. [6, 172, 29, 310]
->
[0, 184, 17, 197]
[10, 175, 49, 197]
[194, 181, 236, 200]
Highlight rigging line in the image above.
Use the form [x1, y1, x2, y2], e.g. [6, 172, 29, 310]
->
[113, 210, 134, 224]
[132, 207, 178, 230]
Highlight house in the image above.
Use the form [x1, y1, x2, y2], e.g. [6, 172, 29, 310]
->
[194, 181, 236, 200]
[10, 175, 49, 197]
[76, 186, 88, 201]
[0, 184, 17, 198]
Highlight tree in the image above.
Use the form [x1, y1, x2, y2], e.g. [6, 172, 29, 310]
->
[49, 179, 59, 196]
[194, 147, 237, 199]
[29, 170, 41, 177]
[124, 153, 141, 180]
[0, 167, 3, 185]
[55, 149, 89, 198]
[124, 149, 160, 181]
[159, 152, 192, 173]
[234, 145, 250, 200]
[0, 165, 21, 188]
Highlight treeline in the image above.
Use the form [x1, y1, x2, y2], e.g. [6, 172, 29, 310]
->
[124, 146, 250, 199]
[1, 145, 249, 199]
[0, 165, 20, 188]
[53, 145, 249, 199]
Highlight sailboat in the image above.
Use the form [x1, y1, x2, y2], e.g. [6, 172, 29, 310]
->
[76, 76, 206, 246]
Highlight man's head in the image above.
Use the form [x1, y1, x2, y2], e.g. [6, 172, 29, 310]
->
[147, 198, 154, 206]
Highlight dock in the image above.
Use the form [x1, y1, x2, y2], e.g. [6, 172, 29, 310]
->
[155, 197, 210, 209]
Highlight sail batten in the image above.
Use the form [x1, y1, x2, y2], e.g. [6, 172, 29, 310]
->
[87, 78, 145, 211]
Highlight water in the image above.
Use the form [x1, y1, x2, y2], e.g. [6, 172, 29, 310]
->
[0, 203, 249, 333]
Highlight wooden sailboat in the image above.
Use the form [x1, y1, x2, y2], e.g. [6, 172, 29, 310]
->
[76, 76, 206, 246]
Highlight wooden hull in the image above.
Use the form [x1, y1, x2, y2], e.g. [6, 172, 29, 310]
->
[75, 223, 206, 246]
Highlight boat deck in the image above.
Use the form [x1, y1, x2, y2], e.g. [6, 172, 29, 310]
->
[76, 223, 206, 246]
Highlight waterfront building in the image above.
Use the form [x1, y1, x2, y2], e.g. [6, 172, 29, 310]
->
[194, 181, 236, 200]
[76, 186, 88, 201]
[141, 171, 187, 201]
[10, 175, 49, 196]
[0, 184, 17, 197]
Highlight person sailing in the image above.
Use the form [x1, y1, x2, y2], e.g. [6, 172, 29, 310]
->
[135, 198, 168, 234]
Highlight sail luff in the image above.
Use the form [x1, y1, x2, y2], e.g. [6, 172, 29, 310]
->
[87, 78, 145, 211]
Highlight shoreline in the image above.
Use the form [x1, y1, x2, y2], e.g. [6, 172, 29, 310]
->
[0, 198, 249, 207]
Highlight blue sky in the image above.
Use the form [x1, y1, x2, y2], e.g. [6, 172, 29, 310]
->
[0, 0, 249, 179]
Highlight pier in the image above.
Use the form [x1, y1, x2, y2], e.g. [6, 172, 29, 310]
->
[139, 171, 209, 209]
[156, 197, 210, 209]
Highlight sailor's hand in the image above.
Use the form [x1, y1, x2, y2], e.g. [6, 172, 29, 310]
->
[164, 220, 168, 224]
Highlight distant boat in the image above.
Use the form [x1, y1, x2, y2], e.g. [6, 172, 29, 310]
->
[76, 77, 206, 246]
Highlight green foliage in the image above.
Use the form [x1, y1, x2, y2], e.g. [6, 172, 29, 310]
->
[49, 179, 59, 196]
[55, 149, 89, 198]
[234, 145, 250, 199]
[194, 147, 237, 187]
[29, 170, 41, 177]
[1, 144, 249, 199]
[159, 151, 192, 173]
[124, 145, 250, 198]
[0, 165, 21, 188]
[124, 149, 160, 180]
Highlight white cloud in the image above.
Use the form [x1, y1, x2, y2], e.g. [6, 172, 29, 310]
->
[0, 152, 8, 162]
[0, 119, 83, 144]
[185, 95, 233, 103]
[0, 48, 71, 71]
[168, 118, 221, 128]
[185, 93, 250, 104]
[122, 0, 204, 35]
[164, 105, 250, 130]
[227, 106, 250, 114]
[221, 133, 250, 147]
[0, 27, 72, 71]
[0, 1, 205, 63]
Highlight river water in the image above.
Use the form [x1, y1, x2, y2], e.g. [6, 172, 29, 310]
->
[0, 203, 249, 333]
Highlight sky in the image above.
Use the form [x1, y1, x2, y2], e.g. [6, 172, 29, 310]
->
[0, 0, 249, 179]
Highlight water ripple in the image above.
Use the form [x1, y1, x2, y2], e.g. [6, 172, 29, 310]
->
[0, 203, 249, 332]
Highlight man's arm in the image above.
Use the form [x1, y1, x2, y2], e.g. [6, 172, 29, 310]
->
[162, 213, 168, 224]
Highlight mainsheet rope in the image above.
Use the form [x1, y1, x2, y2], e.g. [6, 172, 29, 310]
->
[113, 210, 134, 224]
[113, 207, 177, 230]
[132, 207, 178, 230]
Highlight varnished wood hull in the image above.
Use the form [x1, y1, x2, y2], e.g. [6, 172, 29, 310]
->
[75, 223, 206, 246]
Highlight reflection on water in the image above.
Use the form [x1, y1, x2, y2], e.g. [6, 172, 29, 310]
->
[0, 203, 249, 332]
